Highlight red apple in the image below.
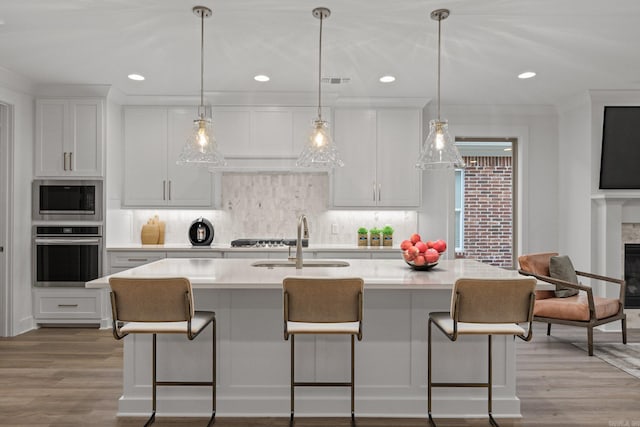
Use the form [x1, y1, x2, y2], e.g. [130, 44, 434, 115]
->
[425, 248, 440, 264]
[400, 239, 413, 250]
[402, 250, 414, 262]
[414, 241, 428, 253]
[426, 240, 436, 249]
[432, 239, 447, 253]
[410, 233, 421, 244]
[413, 255, 426, 266]
[408, 246, 420, 257]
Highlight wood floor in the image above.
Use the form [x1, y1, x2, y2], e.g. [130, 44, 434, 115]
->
[0, 324, 638, 426]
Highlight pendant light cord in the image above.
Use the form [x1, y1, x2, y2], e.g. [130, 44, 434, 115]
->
[436, 14, 441, 122]
[200, 10, 205, 110]
[317, 13, 323, 121]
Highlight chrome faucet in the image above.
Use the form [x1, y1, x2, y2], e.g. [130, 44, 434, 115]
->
[289, 214, 309, 269]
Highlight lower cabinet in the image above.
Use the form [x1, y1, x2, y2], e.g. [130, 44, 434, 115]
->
[32, 288, 108, 327]
[107, 250, 166, 274]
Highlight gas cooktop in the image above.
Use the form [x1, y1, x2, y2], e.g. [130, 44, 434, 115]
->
[230, 238, 308, 248]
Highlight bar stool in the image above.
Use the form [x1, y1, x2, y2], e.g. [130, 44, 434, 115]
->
[282, 277, 364, 426]
[109, 277, 216, 426]
[428, 277, 536, 427]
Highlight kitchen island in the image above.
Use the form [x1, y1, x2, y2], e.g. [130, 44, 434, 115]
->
[87, 258, 527, 420]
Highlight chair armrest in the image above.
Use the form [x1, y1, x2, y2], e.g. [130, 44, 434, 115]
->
[518, 270, 593, 293]
[575, 271, 626, 303]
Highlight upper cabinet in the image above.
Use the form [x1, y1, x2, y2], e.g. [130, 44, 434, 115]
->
[35, 98, 104, 177]
[123, 106, 213, 207]
[332, 108, 422, 207]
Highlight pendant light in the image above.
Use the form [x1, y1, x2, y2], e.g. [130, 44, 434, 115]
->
[177, 6, 227, 168]
[296, 7, 344, 168]
[416, 9, 464, 170]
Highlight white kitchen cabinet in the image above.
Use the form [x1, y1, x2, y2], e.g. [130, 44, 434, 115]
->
[32, 287, 107, 326]
[332, 108, 421, 207]
[35, 98, 104, 177]
[107, 250, 166, 274]
[214, 106, 327, 158]
[123, 106, 213, 207]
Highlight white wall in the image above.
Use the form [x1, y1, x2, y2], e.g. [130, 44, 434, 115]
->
[420, 104, 560, 261]
[0, 70, 35, 336]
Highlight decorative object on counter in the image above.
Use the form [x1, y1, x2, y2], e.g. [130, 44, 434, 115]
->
[369, 227, 382, 247]
[415, 9, 464, 170]
[189, 217, 214, 246]
[296, 7, 344, 169]
[176, 5, 227, 169]
[141, 215, 165, 245]
[382, 225, 394, 246]
[400, 233, 446, 270]
[357, 227, 369, 247]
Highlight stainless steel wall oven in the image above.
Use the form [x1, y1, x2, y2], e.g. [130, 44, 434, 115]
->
[33, 225, 103, 287]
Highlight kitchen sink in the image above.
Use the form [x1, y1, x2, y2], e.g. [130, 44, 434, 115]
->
[251, 260, 350, 268]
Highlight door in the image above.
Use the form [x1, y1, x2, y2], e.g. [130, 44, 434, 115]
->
[123, 107, 168, 206]
[35, 99, 67, 176]
[68, 99, 103, 176]
[454, 138, 517, 268]
[167, 107, 212, 206]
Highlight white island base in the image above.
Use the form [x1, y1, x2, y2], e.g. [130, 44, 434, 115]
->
[88, 258, 525, 420]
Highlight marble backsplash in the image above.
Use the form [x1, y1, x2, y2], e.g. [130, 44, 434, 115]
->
[107, 172, 418, 245]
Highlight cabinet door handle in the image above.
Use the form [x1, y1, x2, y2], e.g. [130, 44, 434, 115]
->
[162, 180, 166, 200]
[0, 246, 4, 252]
[378, 183, 381, 202]
[69, 152, 73, 171]
[373, 182, 376, 201]
[168, 180, 172, 201]
[58, 304, 79, 308]
[63, 152, 68, 171]
[127, 258, 149, 262]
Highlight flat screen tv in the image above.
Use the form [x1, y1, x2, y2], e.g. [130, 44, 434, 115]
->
[600, 106, 640, 189]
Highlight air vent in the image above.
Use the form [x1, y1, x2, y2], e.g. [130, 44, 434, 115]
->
[321, 77, 351, 84]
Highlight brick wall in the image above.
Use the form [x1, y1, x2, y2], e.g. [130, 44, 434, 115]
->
[459, 155, 513, 268]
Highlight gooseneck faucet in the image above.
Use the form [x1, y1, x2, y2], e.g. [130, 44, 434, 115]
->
[291, 214, 309, 269]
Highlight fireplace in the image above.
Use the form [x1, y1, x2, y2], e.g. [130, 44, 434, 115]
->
[623, 244, 640, 308]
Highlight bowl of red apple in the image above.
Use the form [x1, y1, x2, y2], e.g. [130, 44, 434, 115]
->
[400, 234, 447, 271]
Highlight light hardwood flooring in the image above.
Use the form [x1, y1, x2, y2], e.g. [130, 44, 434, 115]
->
[0, 324, 638, 426]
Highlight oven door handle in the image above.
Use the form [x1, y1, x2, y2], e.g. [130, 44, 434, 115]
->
[35, 238, 101, 245]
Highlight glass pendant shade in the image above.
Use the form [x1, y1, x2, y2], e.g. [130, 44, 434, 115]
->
[177, 107, 227, 167]
[296, 119, 344, 168]
[416, 119, 464, 169]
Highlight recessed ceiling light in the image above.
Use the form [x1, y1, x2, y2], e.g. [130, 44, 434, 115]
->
[128, 74, 145, 81]
[379, 75, 396, 83]
[254, 75, 270, 82]
[518, 71, 536, 79]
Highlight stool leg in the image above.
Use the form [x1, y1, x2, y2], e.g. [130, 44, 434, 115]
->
[290, 335, 295, 427]
[488, 335, 499, 427]
[144, 333, 157, 427]
[427, 319, 436, 426]
[351, 334, 355, 426]
[207, 320, 216, 426]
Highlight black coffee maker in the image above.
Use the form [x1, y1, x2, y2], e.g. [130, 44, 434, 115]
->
[188, 217, 214, 246]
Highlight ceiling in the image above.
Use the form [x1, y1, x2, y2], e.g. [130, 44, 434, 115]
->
[1, 0, 640, 106]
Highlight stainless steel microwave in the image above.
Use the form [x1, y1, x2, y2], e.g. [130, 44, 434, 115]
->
[32, 179, 103, 222]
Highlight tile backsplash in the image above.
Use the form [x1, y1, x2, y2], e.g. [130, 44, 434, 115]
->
[107, 173, 417, 245]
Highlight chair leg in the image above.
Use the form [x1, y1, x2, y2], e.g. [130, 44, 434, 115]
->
[587, 327, 594, 356]
[351, 334, 356, 426]
[487, 335, 499, 427]
[144, 333, 157, 427]
[547, 323, 551, 335]
[290, 335, 295, 427]
[207, 320, 216, 427]
[427, 319, 436, 426]
[622, 317, 627, 345]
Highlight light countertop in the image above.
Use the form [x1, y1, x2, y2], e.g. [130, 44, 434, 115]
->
[106, 243, 400, 252]
[87, 257, 523, 290]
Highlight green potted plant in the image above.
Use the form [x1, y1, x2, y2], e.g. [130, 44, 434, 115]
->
[382, 225, 394, 246]
[369, 227, 382, 247]
[357, 227, 369, 246]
